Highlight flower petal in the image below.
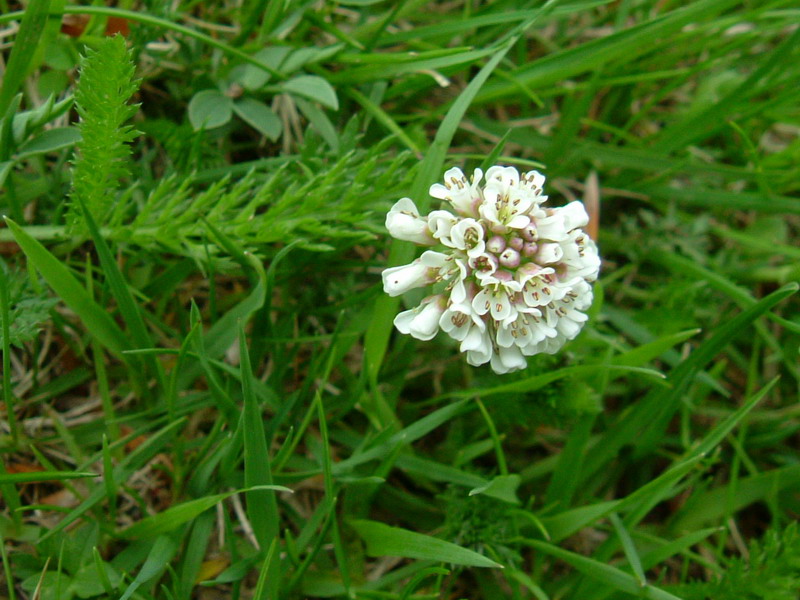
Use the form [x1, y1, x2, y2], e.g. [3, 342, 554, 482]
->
[382, 262, 428, 296]
[386, 198, 434, 245]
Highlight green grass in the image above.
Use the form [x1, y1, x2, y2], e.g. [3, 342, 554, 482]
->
[1, 1, 799, 599]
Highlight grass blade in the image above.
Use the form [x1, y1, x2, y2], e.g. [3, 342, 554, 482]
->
[448, 364, 664, 399]
[332, 399, 472, 474]
[0, 260, 18, 446]
[39, 417, 187, 542]
[640, 528, 720, 570]
[120, 485, 290, 539]
[610, 329, 701, 368]
[583, 282, 798, 479]
[350, 519, 503, 568]
[476, 0, 738, 102]
[520, 539, 682, 600]
[4, 217, 130, 357]
[0, 471, 96, 485]
[0, 0, 51, 114]
[542, 455, 703, 542]
[609, 513, 646, 586]
[239, 321, 279, 551]
[119, 536, 179, 600]
[76, 195, 164, 386]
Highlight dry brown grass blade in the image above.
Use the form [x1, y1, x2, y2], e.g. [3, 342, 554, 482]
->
[584, 170, 600, 242]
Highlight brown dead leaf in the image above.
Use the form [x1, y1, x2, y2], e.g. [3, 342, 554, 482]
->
[6, 463, 46, 475]
[61, 14, 130, 38]
[584, 170, 600, 242]
[195, 557, 229, 584]
[121, 425, 148, 452]
[39, 488, 80, 508]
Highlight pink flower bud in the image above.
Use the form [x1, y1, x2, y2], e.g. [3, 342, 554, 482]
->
[499, 247, 521, 268]
[486, 235, 506, 254]
[521, 224, 538, 242]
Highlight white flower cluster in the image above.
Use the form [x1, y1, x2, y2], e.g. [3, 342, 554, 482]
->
[381, 166, 600, 374]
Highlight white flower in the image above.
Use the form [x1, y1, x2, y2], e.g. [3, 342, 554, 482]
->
[381, 250, 447, 297]
[439, 301, 484, 342]
[496, 306, 547, 349]
[429, 167, 484, 217]
[535, 213, 569, 242]
[465, 329, 493, 367]
[555, 200, 590, 231]
[490, 345, 527, 375]
[469, 252, 500, 282]
[536, 242, 564, 265]
[479, 184, 531, 229]
[517, 264, 568, 308]
[485, 165, 520, 188]
[386, 198, 435, 245]
[449, 218, 486, 258]
[427, 209, 458, 246]
[394, 295, 447, 341]
[472, 273, 521, 322]
[560, 231, 601, 282]
[382, 164, 600, 374]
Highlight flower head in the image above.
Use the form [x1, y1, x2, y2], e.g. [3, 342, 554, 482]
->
[382, 165, 600, 374]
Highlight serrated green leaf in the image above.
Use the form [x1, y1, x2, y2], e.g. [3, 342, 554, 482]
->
[68, 34, 140, 231]
[0, 261, 56, 348]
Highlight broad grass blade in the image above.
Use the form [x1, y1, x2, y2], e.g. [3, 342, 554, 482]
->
[521, 539, 682, 600]
[351, 519, 503, 568]
[4, 217, 130, 357]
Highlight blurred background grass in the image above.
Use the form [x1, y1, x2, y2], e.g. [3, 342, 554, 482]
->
[0, 0, 799, 598]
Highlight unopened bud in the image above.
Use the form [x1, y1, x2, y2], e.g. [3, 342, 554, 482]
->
[499, 248, 521, 268]
[486, 235, 506, 254]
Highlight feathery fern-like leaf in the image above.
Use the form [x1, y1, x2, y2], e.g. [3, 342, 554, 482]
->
[67, 35, 140, 231]
[678, 523, 800, 600]
[0, 260, 56, 348]
[110, 140, 415, 260]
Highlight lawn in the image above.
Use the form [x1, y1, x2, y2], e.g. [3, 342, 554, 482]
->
[1, 0, 799, 599]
